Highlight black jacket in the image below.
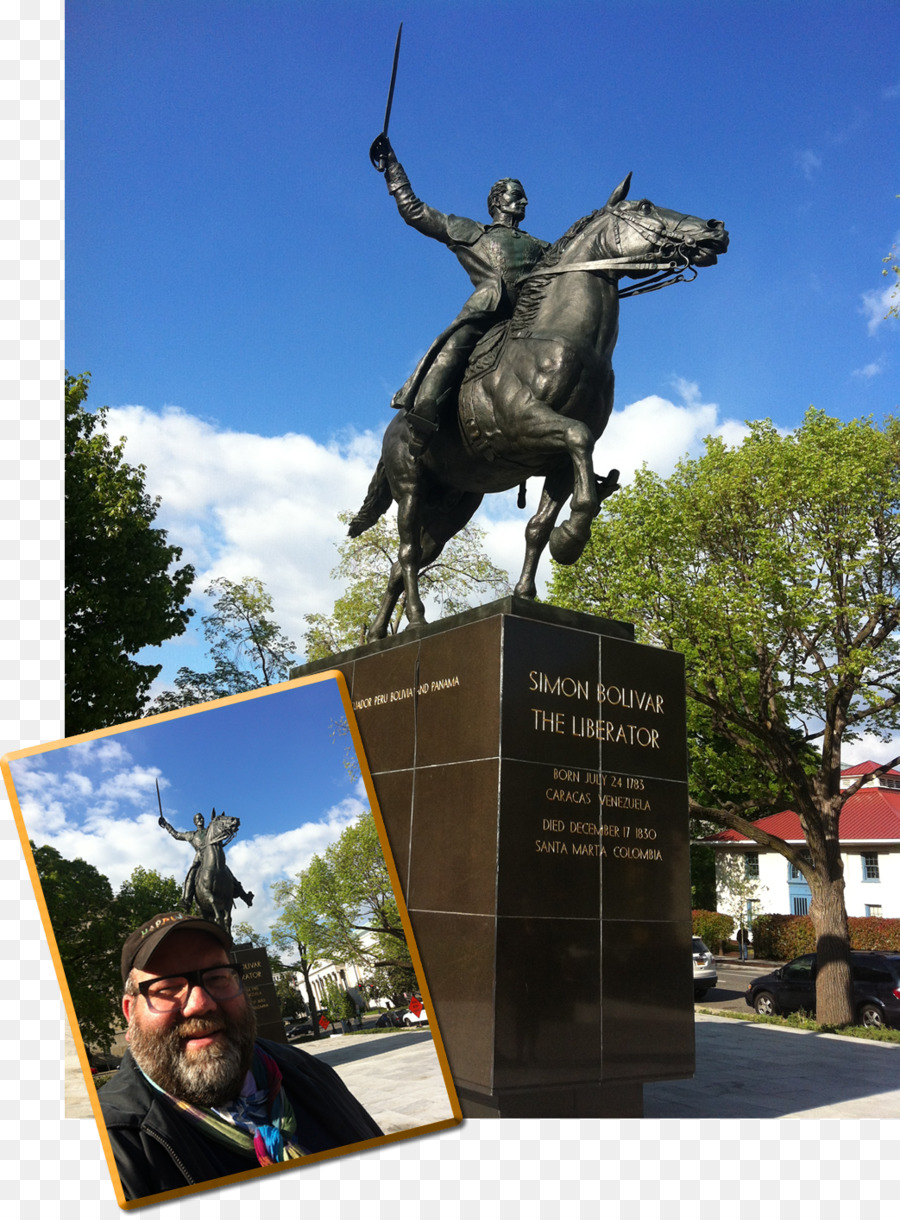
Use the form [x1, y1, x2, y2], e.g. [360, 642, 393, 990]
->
[99, 1038, 383, 1202]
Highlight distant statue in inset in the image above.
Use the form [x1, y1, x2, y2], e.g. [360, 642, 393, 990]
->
[159, 806, 254, 934]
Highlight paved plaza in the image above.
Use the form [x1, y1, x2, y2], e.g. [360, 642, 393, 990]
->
[67, 1013, 900, 1124]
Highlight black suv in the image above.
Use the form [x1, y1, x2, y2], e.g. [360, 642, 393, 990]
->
[745, 951, 900, 1027]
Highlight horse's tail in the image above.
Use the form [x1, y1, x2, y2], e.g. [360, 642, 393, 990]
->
[348, 458, 392, 538]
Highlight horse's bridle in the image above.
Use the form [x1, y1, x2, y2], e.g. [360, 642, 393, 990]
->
[521, 202, 699, 298]
[610, 203, 700, 296]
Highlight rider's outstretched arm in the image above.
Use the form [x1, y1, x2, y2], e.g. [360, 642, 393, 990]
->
[158, 816, 191, 842]
[380, 137, 471, 245]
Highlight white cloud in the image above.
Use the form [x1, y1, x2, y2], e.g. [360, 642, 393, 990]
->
[861, 283, 898, 334]
[852, 361, 884, 379]
[841, 732, 900, 769]
[15, 748, 368, 944]
[794, 148, 822, 180]
[104, 387, 745, 649]
[104, 405, 384, 650]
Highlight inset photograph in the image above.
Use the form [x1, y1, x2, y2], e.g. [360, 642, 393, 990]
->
[2, 671, 460, 1209]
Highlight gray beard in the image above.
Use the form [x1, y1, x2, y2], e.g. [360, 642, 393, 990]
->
[128, 1002, 257, 1108]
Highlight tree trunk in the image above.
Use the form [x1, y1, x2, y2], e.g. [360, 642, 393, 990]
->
[810, 872, 854, 1026]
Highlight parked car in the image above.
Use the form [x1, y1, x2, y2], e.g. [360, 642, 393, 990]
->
[745, 951, 900, 1028]
[374, 1010, 405, 1028]
[692, 937, 717, 999]
[401, 1004, 429, 1027]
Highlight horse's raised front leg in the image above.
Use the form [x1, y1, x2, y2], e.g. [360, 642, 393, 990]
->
[514, 475, 569, 598]
[514, 409, 599, 566]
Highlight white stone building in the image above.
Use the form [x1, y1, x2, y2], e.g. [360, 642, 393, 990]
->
[704, 761, 900, 923]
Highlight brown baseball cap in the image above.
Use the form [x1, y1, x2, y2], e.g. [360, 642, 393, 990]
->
[121, 911, 233, 984]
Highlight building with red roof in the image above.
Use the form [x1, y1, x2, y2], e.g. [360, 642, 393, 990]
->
[701, 761, 900, 923]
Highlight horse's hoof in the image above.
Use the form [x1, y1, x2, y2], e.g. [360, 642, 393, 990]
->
[549, 520, 589, 565]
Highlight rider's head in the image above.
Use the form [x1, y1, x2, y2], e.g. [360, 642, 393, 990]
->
[193, 813, 205, 829]
[487, 178, 528, 226]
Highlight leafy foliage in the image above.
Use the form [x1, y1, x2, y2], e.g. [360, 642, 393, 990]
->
[303, 512, 511, 659]
[273, 973, 307, 1019]
[65, 372, 194, 734]
[320, 977, 357, 1023]
[753, 913, 900, 958]
[33, 845, 183, 1053]
[114, 866, 181, 930]
[691, 909, 735, 952]
[271, 810, 414, 980]
[150, 576, 297, 711]
[358, 963, 419, 1006]
[33, 843, 122, 1052]
[550, 409, 900, 1024]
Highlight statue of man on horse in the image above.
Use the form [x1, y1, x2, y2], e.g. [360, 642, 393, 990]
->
[158, 803, 254, 934]
[352, 25, 728, 641]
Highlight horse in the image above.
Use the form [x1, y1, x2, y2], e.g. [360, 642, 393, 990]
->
[349, 173, 728, 640]
[191, 813, 254, 935]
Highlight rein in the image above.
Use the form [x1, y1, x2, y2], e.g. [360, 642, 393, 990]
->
[520, 204, 701, 299]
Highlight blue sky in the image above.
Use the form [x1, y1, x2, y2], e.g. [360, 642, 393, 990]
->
[65, 1, 899, 692]
[6, 674, 374, 950]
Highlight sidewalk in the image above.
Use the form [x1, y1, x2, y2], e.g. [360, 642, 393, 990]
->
[291, 1028, 458, 1132]
[644, 1012, 900, 1118]
[69, 1014, 900, 1122]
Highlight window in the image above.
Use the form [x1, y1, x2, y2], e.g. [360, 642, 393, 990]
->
[862, 853, 880, 881]
[792, 896, 809, 916]
[865, 904, 883, 918]
[744, 852, 759, 878]
[782, 954, 815, 980]
[789, 863, 803, 880]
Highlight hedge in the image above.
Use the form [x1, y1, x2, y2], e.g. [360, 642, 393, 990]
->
[691, 910, 734, 950]
[752, 913, 900, 960]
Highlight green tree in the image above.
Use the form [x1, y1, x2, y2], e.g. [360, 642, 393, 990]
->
[150, 576, 297, 712]
[271, 810, 414, 979]
[65, 372, 195, 734]
[113, 865, 181, 932]
[358, 961, 419, 1007]
[273, 972, 306, 1019]
[549, 408, 900, 1026]
[33, 844, 122, 1053]
[303, 512, 511, 659]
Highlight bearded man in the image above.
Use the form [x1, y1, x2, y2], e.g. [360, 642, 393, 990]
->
[100, 912, 381, 1202]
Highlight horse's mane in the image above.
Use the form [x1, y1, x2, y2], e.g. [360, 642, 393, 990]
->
[510, 209, 604, 335]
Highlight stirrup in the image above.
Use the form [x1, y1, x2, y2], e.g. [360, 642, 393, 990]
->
[406, 409, 439, 436]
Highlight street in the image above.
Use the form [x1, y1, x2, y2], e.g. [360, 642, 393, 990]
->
[695, 960, 766, 1015]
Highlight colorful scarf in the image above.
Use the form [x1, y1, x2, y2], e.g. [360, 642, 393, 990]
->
[143, 1045, 309, 1165]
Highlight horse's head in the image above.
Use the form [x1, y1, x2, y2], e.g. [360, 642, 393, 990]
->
[206, 813, 240, 846]
[601, 172, 729, 270]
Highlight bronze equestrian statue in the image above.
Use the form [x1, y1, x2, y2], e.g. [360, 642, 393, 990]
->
[158, 804, 254, 934]
[353, 155, 728, 640]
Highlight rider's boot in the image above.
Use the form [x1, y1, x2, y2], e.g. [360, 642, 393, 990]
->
[405, 399, 440, 457]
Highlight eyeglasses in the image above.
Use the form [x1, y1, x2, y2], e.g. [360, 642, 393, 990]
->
[137, 963, 245, 1013]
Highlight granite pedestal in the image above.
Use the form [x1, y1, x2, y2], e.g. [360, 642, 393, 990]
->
[292, 597, 694, 1116]
[233, 943, 287, 1044]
